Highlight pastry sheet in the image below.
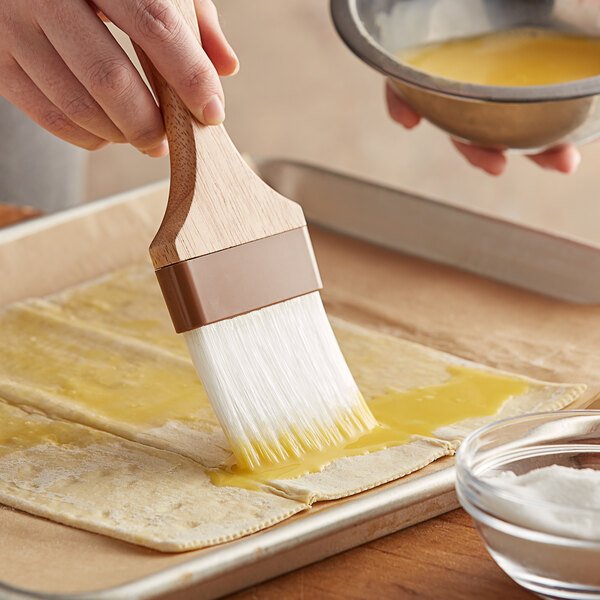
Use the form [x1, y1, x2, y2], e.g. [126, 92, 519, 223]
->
[0, 264, 586, 549]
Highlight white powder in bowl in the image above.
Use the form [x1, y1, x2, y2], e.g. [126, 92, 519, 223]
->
[482, 465, 600, 541]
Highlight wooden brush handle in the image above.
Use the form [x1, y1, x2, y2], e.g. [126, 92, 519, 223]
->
[136, 0, 305, 269]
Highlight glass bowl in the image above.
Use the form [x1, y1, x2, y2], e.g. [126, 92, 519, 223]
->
[456, 410, 600, 600]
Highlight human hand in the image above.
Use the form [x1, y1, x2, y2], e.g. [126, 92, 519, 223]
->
[0, 0, 238, 156]
[385, 81, 581, 176]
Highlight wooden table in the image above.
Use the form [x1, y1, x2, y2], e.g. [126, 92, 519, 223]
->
[0, 203, 43, 228]
[228, 509, 533, 600]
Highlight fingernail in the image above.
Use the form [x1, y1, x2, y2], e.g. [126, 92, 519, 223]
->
[568, 149, 582, 173]
[144, 139, 169, 158]
[403, 112, 421, 129]
[229, 50, 240, 76]
[201, 95, 225, 125]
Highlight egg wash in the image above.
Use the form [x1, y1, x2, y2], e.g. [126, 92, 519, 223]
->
[400, 28, 600, 86]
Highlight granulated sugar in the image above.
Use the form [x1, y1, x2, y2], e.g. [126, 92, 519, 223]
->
[483, 465, 600, 540]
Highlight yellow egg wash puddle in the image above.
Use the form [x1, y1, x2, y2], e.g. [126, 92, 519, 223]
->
[211, 365, 529, 489]
[0, 307, 211, 428]
[400, 28, 600, 86]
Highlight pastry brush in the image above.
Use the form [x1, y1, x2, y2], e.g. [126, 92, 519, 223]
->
[137, 0, 376, 470]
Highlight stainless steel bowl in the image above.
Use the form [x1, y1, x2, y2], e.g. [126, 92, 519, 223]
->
[331, 0, 600, 150]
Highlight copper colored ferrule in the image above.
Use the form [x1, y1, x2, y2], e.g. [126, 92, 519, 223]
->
[155, 226, 323, 332]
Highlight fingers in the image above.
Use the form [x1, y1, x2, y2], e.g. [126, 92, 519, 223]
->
[195, 0, 238, 76]
[385, 79, 507, 175]
[451, 139, 507, 176]
[10, 26, 125, 144]
[385, 80, 506, 175]
[0, 0, 233, 155]
[37, 0, 167, 156]
[527, 144, 581, 174]
[384, 78, 583, 175]
[97, 0, 226, 125]
[385, 80, 421, 129]
[451, 140, 581, 175]
[0, 58, 108, 150]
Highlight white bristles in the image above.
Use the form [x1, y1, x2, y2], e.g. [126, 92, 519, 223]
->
[184, 292, 377, 470]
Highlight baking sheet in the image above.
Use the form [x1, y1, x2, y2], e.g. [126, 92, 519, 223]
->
[258, 159, 600, 303]
[0, 172, 598, 600]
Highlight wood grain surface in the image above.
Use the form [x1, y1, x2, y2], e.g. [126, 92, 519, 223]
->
[136, 0, 305, 269]
[0, 204, 43, 228]
[227, 509, 533, 600]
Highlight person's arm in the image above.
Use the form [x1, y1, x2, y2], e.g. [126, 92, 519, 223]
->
[0, 0, 238, 157]
[385, 81, 582, 175]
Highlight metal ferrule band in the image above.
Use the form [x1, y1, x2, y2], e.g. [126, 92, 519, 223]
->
[155, 226, 323, 332]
